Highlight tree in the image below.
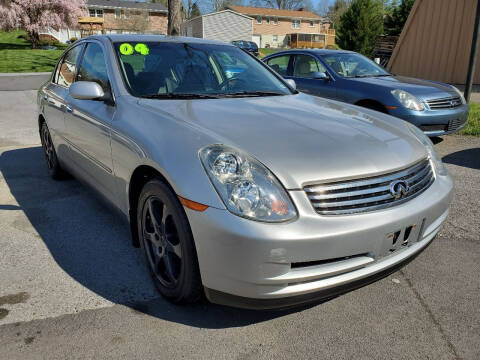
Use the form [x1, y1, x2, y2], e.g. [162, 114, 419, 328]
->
[168, 0, 182, 35]
[337, 0, 383, 57]
[251, 0, 312, 11]
[189, 3, 201, 18]
[0, 0, 87, 48]
[384, 0, 414, 36]
[326, 0, 351, 29]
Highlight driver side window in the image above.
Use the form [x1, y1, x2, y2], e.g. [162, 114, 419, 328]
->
[76, 42, 109, 92]
[293, 55, 326, 78]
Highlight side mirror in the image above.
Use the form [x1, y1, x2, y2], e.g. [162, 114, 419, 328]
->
[69, 81, 104, 100]
[285, 79, 296, 90]
[313, 71, 329, 81]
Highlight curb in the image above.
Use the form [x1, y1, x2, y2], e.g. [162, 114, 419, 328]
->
[0, 72, 51, 91]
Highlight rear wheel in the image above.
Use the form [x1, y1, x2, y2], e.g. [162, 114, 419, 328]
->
[137, 179, 202, 304]
[40, 122, 65, 180]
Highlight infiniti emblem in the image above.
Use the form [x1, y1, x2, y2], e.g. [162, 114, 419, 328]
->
[390, 180, 410, 199]
[450, 100, 456, 108]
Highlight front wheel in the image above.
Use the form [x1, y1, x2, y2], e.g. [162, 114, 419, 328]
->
[137, 179, 203, 304]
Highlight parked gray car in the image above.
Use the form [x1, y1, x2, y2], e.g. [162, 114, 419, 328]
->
[37, 35, 453, 309]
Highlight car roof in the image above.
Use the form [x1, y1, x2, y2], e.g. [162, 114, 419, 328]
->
[84, 34, 234, 47]
[265, 49, 356, 57]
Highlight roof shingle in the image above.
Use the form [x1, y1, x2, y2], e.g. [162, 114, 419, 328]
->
[228, 6, 322, 20]
[86, 0, 167, 12]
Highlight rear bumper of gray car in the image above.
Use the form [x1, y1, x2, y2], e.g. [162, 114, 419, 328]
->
[184, 170, 453, 309]
[390, 103, 469, 136]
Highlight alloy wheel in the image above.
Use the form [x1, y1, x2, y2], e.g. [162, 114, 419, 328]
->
[142, 196, 183, 288]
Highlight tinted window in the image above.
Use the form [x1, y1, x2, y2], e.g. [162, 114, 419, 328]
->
[266, 55, 291, 76]
[56, 45, 83, 88]
[321, 53, 389, 78]
[114, 42, 291, 97]
[293, 55, 326, 78]
[77, 43, 109, 92]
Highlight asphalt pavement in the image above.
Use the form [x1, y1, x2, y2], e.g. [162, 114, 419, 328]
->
[0, 90, 479, 359]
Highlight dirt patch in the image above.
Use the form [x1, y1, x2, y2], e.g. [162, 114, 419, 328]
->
[0, 292, 29, 306]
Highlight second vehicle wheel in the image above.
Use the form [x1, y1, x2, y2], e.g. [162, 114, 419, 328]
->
[137, 179, 203, 304]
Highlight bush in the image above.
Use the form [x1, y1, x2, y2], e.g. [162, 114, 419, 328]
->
[38, 39, 61, 47]
[70, 37, 78, 43]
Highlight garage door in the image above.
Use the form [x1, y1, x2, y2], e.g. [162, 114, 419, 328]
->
[252, 35, 261, 48]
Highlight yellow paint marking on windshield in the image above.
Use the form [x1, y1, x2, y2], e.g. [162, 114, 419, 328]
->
[119, 43, 134, 55]
[135, 43, 150, 55]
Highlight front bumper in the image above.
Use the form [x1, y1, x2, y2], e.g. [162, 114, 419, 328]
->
[389, 104, 469, 136]
[185, 172, 453, 309]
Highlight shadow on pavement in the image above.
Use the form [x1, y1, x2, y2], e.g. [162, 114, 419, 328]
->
[0, 146, 314, 328]
[442, 148, 480, 170]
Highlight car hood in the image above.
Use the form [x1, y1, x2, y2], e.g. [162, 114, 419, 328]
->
[140, 93, 428, 190]
[349, 75, 457, 100]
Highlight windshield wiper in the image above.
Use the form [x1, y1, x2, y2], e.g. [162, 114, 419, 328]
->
[220, 91, 285, 98]
[140, 93, 221, 99]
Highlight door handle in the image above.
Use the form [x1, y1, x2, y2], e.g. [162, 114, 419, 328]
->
[65, 105, 73, 113]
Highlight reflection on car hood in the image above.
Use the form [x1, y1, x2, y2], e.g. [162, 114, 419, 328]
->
[140, 93, 427, 189]
[350, 75, 457, 100]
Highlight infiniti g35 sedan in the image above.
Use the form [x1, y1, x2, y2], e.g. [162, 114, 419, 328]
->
[37, 35, 453, 309]
[263, 50, 469, 137]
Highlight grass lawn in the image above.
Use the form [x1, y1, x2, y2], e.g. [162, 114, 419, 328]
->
[258, 48, 282, 58]
[0, 30, 67, 73]
[461, 102, 480, 136]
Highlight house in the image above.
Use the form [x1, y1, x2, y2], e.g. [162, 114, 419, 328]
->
[181, 10, 253, 44]
[388, 0, 479, 85]
[40, 0, 168, 43]
[227, 6, 335, 49]
[81, 0, 168, 36]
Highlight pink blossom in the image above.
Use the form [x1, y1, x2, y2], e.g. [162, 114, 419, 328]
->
[0, 0, 87, 44]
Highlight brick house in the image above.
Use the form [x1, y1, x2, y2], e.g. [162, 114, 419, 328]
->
[82, 0, 168, 35]
[227, 6, 334, 49]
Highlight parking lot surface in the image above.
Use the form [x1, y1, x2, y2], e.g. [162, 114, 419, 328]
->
[0, 90, 479, 359]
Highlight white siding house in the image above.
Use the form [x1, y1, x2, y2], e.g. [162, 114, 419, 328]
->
[181, 10, 253, 43]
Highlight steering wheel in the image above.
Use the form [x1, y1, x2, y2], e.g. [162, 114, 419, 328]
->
[218, 76, 248, 91]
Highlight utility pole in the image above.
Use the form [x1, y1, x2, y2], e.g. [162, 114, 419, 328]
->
[465, 0, 480, 103]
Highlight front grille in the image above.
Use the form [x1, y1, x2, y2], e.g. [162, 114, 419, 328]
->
[426, 96, 462, 110]
[447, 118, 465, 132]
[304, 159, 435, 215]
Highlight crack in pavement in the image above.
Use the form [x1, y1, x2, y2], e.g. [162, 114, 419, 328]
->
[399, 269, 462, 360]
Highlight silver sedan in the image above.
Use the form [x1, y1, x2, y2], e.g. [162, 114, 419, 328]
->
[37, 35, 453, 309]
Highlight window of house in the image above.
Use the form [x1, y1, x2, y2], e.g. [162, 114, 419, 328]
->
[266, 17, 270, 24]
[273, 17, 278, 25]
[309, 20, 315, 27]
[115, 9, 121, 19]
[124, 10, 130, 19]
[266, 55, 291, 76]
[89, 9, 104, 18]
[256, 16, 262, 24]
[56, 44, 83, 88]
[291, 19, 301, 29]
[273, 35, 278, 42]
[76, 42, 109, 92]
[145, 11, 150, 21]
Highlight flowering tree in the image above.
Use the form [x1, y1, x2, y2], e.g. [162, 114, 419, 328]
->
[0, 0, 87, 47]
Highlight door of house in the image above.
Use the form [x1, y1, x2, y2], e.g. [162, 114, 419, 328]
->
[252, 35, 261, 48]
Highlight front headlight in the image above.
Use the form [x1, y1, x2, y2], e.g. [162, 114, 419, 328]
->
[450, 85, 466, 104]
[406, 123, 448, 176]
[391, 89, 425, 111]
[199, 144, 297, 222]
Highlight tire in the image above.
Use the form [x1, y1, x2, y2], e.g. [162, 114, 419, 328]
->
[137, 178, 203, 304]
[359, 102, 388, 114]
[40, 122, 66, 180]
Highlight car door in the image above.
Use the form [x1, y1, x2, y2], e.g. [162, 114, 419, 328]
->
[63, 41, 117, 203]
[291, 54, 336, 99]
[42, 44, 84, 161]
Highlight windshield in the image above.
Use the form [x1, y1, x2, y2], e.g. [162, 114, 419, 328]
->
[320, 53, 390, 78]
[114, 41, 292, 98]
